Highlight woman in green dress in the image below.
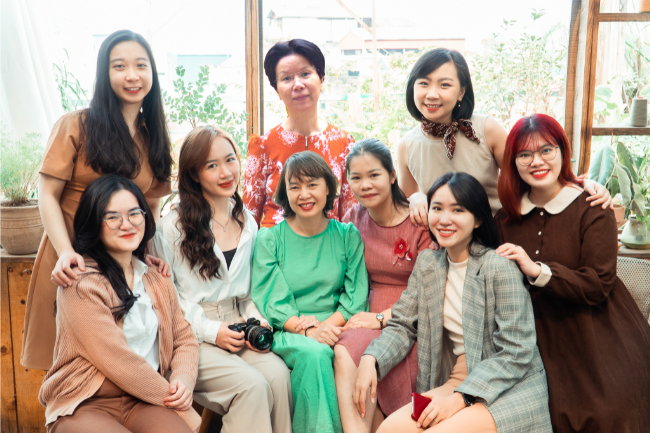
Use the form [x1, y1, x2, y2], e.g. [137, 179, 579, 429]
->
[252, 151, 369, 433]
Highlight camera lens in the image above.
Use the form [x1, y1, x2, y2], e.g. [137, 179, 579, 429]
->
[245, 325, 273, 351]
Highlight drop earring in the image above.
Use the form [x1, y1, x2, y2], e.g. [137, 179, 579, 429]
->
[457, 101, 462, 108]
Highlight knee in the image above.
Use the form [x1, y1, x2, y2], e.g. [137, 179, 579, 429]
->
[308, 342, 334, 362]
[333, 344, 352, 371]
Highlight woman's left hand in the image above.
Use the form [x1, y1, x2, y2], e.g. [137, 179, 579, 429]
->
[164, 379, 193, 411]
[416, 392, 466, 428]
[495, 243, 541, 279]
[343, 312, 380, 330]
[582, 178, 613, 209]
[145, 254, 171, 277]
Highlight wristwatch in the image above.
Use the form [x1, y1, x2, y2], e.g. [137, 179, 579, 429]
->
[459, 392, 476, 407]
[376, 313, 385, 330]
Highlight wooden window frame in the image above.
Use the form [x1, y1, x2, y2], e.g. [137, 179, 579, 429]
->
[567, 0, 650, 175]
[245, 0, 264, 138]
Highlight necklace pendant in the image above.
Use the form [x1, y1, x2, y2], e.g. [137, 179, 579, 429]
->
[223, 227, 227, 232]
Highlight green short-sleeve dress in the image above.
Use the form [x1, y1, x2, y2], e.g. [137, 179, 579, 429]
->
[252, 219, 369, 433]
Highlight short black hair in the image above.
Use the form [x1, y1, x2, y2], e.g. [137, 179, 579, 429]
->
[264, 39, 326, 90]
[405, 48, 475, 122]
[346, 138, 409, 210]
[273, 151, 339, 219]
[426, 172, 499, 255]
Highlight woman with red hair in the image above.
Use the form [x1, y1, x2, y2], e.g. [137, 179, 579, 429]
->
[494, 114, 650, 432]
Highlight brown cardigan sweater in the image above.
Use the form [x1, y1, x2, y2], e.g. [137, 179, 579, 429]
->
[39, 260, 201, 432]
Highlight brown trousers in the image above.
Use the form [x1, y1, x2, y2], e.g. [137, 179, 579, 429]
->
[378, 354, 497, 433]
[48, 379, 192, 433]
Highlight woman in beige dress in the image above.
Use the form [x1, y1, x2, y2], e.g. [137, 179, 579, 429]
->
[397, 48, 611, 222]
[22, 30, 172, 370]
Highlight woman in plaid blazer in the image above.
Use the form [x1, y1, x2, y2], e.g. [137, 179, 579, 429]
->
[354, 172, 551, 433]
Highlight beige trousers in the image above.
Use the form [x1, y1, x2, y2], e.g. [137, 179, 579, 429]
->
[194, 299, 293, 433]
[377, 354, 497, 433]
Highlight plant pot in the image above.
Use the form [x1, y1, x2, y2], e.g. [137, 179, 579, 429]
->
[613, 203, 626, 224]
[0, 202, 44, 255]
[641, 0, 650, 12]
[620, 217, 650, 250]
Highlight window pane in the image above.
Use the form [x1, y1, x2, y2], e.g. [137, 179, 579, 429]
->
[261, 0, 571, 146]
[34, 0, 247, 152]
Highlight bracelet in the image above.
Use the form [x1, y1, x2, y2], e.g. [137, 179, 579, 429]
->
[304, 325, 315, 336]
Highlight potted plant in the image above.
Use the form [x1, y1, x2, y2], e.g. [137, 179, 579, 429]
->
[590, 140, 650, 249]
[0, 127, 45, 254]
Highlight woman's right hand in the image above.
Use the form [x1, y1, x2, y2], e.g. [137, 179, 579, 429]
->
[354, 355, 378, 418]
[306, 323, 341, 346]
[51, 250, 86, 287]
[215, 322, 245, 352]
[408, 192, 429, 227]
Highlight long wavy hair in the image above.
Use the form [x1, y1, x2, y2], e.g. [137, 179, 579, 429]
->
[82, 30, 172, 183]
[176, 125, 244, 280]
[73, 175, 156, 320]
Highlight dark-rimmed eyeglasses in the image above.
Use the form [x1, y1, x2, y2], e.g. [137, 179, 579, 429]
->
[103, 209, 146, 230]
[515, 145, 559, 166]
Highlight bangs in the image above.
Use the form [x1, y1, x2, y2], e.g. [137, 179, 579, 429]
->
[285, 161, 328, 184]
[512, 126, 561, 155]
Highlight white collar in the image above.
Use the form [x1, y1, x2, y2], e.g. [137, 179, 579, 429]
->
[521, 185, 584, 215]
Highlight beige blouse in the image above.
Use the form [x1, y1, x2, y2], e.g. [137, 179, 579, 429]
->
[403, 114, 501, 214]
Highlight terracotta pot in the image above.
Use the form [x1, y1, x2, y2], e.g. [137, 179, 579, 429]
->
[0, 203, 44, 255]
[620, 217, 650, 250]
[642, 0, 650, 12]
[613, 203, 626, 224]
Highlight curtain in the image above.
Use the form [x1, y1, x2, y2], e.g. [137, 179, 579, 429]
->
[0, 0, 62, 139]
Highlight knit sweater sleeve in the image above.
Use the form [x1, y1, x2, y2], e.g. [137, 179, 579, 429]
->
[59, 273, 178, 406]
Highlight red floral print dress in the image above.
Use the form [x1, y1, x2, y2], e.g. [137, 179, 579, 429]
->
[243, 123, 357, 228]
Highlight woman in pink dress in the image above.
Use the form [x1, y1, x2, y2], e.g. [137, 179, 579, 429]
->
[334, 138, 436, 433]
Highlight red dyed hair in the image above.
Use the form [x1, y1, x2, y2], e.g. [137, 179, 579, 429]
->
[498, 114, 578, 223]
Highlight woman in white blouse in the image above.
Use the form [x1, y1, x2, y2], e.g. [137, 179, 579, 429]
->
[151, 126, 292, 433]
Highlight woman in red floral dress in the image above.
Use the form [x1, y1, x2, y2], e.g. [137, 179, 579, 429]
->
[243, 39, 356, 227]
[334, 139, 435, 433]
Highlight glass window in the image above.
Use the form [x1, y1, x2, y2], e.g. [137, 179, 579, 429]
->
[261, 0, 571, 146]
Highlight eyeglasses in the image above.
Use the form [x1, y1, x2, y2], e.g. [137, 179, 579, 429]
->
[515, 145, 559, 166]
[103, 209, 146, 230]
[277, 68, 318, 85]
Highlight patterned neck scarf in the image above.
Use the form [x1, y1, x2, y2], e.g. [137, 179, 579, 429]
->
[420, 118, 480, 160]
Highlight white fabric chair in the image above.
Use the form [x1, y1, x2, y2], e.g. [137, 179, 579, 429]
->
[616, 256, 650, 322]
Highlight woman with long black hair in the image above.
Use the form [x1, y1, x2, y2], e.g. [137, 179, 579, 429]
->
[22, 29, 172, 370]
[40, 174, 200, 433]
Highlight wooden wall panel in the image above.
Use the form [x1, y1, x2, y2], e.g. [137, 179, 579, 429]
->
[8, 263, 46, 433]
[1, 262, 18, 433]
[565, 0, 582, 151]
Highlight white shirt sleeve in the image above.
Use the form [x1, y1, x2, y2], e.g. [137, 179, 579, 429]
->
[151, 226, 221, 344]
[528, 262, 552, 287]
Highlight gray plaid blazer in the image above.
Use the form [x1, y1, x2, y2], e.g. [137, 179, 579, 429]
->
[365, 247, 552, 433]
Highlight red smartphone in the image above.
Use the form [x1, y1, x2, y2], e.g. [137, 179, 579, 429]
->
[411, 392, 432, 421]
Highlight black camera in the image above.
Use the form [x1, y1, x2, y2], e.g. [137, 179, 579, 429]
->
[228, 318, 273, 351]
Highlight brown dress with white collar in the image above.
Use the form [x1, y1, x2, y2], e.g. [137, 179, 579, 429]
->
[495, 187, 650, 433]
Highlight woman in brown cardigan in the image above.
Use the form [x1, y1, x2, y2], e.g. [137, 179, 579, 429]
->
[494, 114, 650, 432]
[39, 175, 201, 433]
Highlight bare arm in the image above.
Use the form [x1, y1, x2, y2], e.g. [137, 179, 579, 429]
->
[396, 138, 420, 198]
[39, 174, 86, 286]
[397, 138, 429, 227]
[484, 116, 508, 169]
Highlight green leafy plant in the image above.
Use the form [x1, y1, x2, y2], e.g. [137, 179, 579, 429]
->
[163, 65, 248, 155]
[589, 139, 650, 228]
[471, 10, 567, 127]
[0, 126, 44, 205]
[53, 49, 88, 112]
